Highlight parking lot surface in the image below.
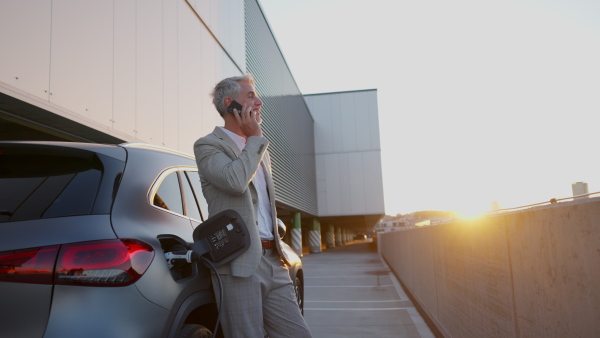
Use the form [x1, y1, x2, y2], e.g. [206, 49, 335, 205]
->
[301, 240, 435, 338]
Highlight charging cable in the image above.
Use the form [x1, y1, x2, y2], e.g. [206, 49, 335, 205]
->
[200, 257, 223, 338]
[165, 251, 223, 338]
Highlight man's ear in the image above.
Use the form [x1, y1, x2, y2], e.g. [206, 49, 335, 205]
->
[224, 97, 232, 108]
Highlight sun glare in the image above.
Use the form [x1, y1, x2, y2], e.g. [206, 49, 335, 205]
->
[455, 209, 486, 220]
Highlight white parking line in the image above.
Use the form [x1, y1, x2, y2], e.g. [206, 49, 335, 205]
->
[304, 307, 413, 311]
[306, 300, 405, 303]
[306, 268, 386, 271]
[305, 285, 395, 288]
[306, 266, 388, 275]
[304, 275, 388, 278]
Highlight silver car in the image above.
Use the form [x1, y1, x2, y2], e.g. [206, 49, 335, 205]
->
[0, 141, 304, 338]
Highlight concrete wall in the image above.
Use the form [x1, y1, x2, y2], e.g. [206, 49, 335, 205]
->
[380, 197, 600, 338]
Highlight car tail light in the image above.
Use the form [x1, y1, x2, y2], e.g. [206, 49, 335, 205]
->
[55, 239, 154, 286]
[0, 246, 59, 284]
[0, 239, 154, 287]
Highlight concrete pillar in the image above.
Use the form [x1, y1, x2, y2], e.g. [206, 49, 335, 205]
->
[326, 224, 335, 249]
[309, 218, 322, 253]
[291, 212, 302, 257]
[341, 228, 347, 245]
[336, 227, 342, 246]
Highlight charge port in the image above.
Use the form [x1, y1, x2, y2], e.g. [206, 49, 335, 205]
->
[158, 236, 194, 281]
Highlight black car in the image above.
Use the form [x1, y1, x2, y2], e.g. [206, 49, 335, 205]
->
[0, 141, 304, 338]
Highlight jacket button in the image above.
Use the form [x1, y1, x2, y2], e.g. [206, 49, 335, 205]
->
[252, 199, 257, 204]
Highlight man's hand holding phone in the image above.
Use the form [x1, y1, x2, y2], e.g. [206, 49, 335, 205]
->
[226, 101, 243, 116]
[228, 100, 262, 138]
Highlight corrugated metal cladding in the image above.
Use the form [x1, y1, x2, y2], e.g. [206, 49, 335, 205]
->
[245, 0, 318, 216]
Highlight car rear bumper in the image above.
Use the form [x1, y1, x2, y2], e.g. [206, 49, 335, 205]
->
[43, 285, 170, 338]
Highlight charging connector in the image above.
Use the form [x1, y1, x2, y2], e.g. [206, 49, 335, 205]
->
[164, 250, 193, 269]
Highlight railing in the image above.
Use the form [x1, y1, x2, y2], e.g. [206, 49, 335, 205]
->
[483, 191, 600, 214]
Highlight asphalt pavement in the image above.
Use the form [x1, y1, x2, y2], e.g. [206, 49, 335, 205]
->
[301, 240, 435, 338]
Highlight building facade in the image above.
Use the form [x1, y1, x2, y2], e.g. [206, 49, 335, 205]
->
[0, 0, 383, 243]
[305, 90, 385, 234]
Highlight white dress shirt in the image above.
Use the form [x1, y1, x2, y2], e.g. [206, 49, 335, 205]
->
[219, 127, 274, 240]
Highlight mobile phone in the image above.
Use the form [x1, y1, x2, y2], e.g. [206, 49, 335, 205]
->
[226, 101, 243, 115]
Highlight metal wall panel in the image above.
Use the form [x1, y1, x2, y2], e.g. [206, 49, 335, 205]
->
[362, 151, 385, 211]
[178, 1, 210, 154]
[245, 0, 318, 216]
[339, 93, 358, 152]
[322, 154, 342, 215]
[310, 95, 331, 154]
[49, 0, 113, 124]
[305, 90, 385, 216]
[315, 153, 328, 211]
[177, 2, 242, 156]
[348, 152, 367, 212]
[135, 0, 164, 144]
[315, 151, 385, 217]
[367, 93, 381, 149]
[199, 27, 227, 137]
[186, 0, 245, 72]
[163, 0, 180, 148]
[0, 0, 51, 101]
[337, 153, 352, 214]
[353, 93, 372, 151]
[0, 0, 245, 146]
[113, 0, 136, 136]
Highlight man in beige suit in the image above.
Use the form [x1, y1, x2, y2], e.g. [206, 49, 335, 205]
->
[194, 74, 312, 338]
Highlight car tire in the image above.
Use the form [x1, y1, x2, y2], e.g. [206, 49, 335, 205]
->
[294, 276, 304, 315]
[179, 324, 212, 338]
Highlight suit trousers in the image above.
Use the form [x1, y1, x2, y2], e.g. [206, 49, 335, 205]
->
[211, 249, 312, 338]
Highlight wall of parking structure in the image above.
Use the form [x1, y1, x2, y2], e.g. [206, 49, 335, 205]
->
[0, 0, 320, 217]
[380, 197, 600, 338]
[0, 0, 244, 152]
[304, 90, 385, 218]
[245, 0, 318, 216]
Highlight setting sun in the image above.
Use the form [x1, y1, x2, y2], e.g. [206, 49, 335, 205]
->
[455, 209, 485, 221]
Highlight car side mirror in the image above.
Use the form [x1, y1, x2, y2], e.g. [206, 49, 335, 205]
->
[277, 218, 286, 239]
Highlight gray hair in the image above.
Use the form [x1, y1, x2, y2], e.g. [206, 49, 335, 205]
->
[211, 74, 255, 117]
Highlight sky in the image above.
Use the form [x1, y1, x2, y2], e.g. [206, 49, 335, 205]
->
[258, 0, 600, 216]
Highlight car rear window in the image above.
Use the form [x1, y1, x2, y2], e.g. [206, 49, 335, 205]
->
[0, 144, 125, 223]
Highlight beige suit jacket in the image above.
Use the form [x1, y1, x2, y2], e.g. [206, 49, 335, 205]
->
[193, 127, 289, 277]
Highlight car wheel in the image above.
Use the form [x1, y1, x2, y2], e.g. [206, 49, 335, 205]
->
[294, 276, 304, 315]
[179, 324, 212, 338]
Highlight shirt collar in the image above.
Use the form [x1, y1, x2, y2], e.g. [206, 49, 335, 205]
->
[218, 126, 246, 151]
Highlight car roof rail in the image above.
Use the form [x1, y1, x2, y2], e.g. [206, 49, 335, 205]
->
[119, 142, 195, 160]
